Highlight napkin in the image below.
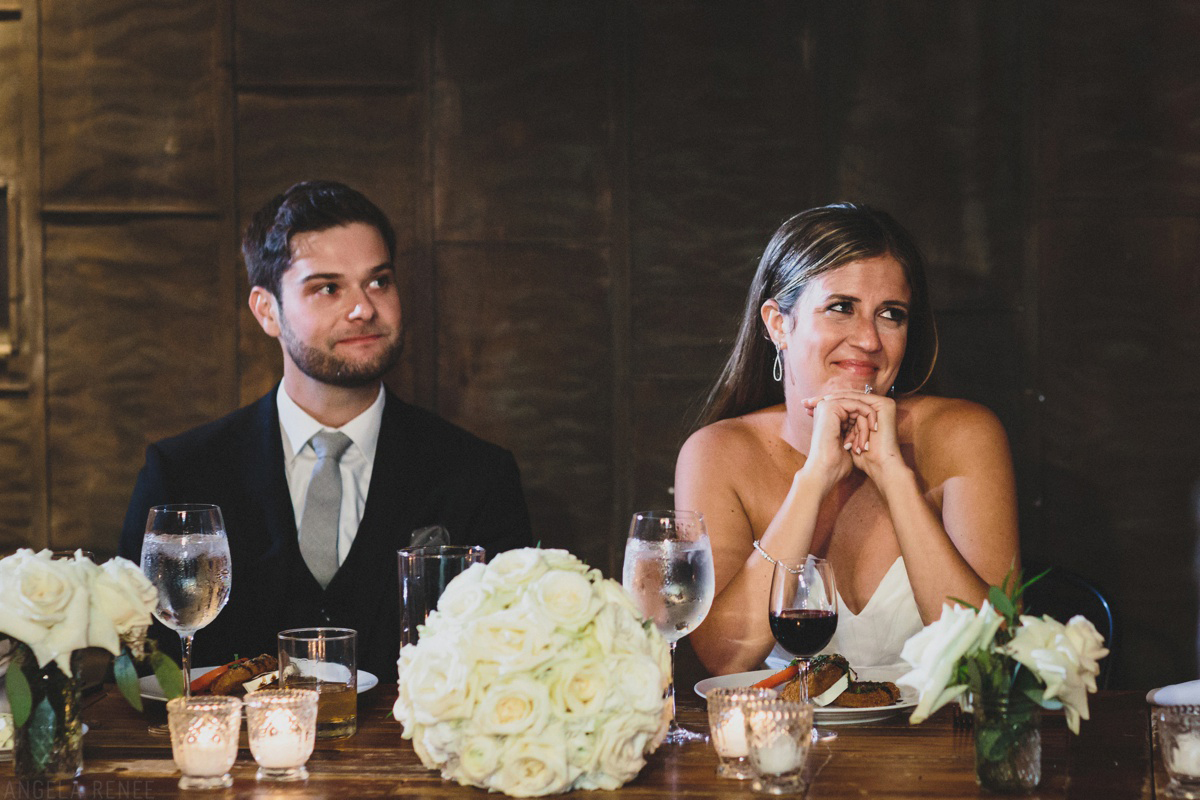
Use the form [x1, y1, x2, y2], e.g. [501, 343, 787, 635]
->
[1146, 679, 1200, 705]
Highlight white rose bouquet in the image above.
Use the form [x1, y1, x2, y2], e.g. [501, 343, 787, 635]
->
[897, 568, 1109, 787]
[0, 548, 183, 773]
[393, 548, 671, 797]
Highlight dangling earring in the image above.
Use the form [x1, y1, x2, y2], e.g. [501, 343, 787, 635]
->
[888, 384, 896, 398]
[772, 344, 784, 383]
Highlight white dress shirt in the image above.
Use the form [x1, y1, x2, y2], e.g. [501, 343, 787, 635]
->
[277, 383, 385, 566]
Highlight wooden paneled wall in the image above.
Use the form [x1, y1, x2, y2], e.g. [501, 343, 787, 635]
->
[0, 0, 1196, 689]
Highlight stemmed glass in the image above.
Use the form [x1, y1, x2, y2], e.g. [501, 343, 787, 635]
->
[140, 504, 232, 699]
[768, 555, 839, 741]
[622, 510, 715, 744]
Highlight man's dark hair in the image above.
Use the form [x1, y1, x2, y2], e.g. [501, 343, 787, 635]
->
[242, 180, 397, 299]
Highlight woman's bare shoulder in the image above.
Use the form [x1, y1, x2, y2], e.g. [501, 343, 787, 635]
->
[903, 395, 1011, 472]
[680, 407, 782, 460]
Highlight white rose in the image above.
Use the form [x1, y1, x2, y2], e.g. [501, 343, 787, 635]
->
[456, 734, 503, 786]
[490, 734, 570, 797]
[0, 549, 91, 674]
[597, 579, 639, 614]
[401, 638, 476, 725]
[482, 548, 548, 590]
[86, 557, 156, 656]
[474, 675, 551, 735]
[592, 601, 652, 657]
[418, 720, 461, 767]
[1062, 615, 1109, 692]
[549, 658, 609, 716]
[436, 563, 493, 621]
[538, 549, 587, 574]
[469, 607, 554, 673]
[587, 712, 657, 790]
[530, 570, 600, 632]
[899, 601, 1004, 724]
[1003, 614, 1105, 733]
[564, 723, 599, 772]
[607, 653, 665, 714]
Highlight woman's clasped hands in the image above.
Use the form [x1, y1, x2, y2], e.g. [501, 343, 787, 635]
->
[799, 387, 904, 488]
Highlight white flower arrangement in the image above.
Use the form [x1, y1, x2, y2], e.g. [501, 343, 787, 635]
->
[0, 549, 183, 724]
[393, 548, 671, 797]
[898, 570, 1110, 735]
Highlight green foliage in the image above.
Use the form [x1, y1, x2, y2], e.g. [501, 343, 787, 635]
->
[150, 647, 185, 700]
[968, 565, 1054, 766]
[113, 650, 143, 712]
[26, 696, 56, 772]
[6, 654, 32, 727]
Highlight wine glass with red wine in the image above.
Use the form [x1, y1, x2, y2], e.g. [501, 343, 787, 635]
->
[768, 555, 838, 740]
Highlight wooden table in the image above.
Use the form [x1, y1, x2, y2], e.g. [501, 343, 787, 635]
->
[1, 687, 1162, 798]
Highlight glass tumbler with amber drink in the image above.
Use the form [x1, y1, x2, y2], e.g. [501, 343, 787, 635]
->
[277, 628, 357, 739]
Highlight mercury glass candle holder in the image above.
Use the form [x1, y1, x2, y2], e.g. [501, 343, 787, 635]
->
[1157, 705, 1200, 799]
[707, 687, 775, 779]
[245, 689, 319, 782]
[167, 695, 243, 790]
[744, 698, 813, 795]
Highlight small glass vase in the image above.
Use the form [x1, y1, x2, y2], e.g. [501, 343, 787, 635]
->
[971, 691, 1041, 794]
[11, 646, 85, 782]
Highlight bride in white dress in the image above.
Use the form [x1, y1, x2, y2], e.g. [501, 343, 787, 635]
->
[675, 204, 1020, 675]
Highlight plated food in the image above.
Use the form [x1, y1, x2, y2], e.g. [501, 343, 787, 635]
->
[139, 665, 380, 702]
[189, 654, 278, 696]
[694, 656, 916, 725]
[756, 653, 902, 709]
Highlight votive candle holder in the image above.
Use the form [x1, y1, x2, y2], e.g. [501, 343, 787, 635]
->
[245, 689, 319, 781]
[1156, 705, 1200, 799]
[744, 698, 813, 795]
[707, 687, 775, 779]
[167, 695, 242, 790]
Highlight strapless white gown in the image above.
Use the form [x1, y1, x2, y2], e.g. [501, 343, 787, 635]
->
[765, 556, 922, 672]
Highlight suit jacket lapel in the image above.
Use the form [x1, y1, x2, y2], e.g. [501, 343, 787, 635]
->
[336, 392, 435, 573]
[242, 388, 318, 609]
[251, 387, 298, 556]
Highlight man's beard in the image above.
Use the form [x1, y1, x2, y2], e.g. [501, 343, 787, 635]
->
[277, 312, 403, 388]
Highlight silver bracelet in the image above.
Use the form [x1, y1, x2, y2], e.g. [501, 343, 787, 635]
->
[752, 539, 803, 574]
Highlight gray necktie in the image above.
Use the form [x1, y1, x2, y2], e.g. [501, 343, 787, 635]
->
[299, 431, 353, 589]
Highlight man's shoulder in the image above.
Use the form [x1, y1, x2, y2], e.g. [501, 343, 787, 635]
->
[385, 396, 514, 464]
[150, 393, 274, 460]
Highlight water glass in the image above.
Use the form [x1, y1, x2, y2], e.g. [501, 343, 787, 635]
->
[744, 698, 813, 795]
[245, 689, 319, 782]
[167, 695, 242, 790]
[397, 545, 486, 646]
[278, 627, 357, 739]
[707, 687, 775, 779]
[621, 509, 715, 744]
[1157, 705, 1200, 799]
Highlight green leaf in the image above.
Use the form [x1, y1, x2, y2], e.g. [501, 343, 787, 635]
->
[946, 595, 978, 612]
[977, 726, 1006, 761]
[988, 585, 1016, 619]
[6, 659, 32, 727]
[27, 696, 57, 772]
[113, 650, 143, 712]
[150, 649, 185, 700]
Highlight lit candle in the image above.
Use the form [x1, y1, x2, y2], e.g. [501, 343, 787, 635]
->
[1172, 732, 1200, 776]
[715, 708, 748, 758]
[251, 709, 311, 769]
[753, 734, 802, 775]
[174, 723, 235, 777]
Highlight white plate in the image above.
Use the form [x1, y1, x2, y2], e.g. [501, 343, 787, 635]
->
[694, 666, 917, 726]
[138, 667, 379, 702]
[0, 720, 87, 761]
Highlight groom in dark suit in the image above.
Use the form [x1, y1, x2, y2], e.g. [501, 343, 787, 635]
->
[119, 181, 532, 681]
